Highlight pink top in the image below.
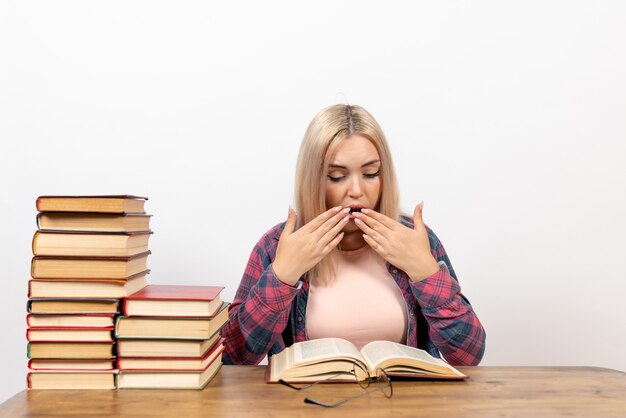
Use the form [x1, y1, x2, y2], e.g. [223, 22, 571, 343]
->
[306, 246, 408, 350]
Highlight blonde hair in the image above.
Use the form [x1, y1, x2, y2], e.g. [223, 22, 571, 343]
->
[294, 104, 400, 281]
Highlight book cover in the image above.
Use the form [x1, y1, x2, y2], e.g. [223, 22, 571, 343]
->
[123, 284, 224, 317]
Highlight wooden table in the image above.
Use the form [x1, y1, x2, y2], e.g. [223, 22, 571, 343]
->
[1, 366, 625, 417]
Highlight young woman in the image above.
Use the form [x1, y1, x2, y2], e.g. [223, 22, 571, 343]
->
[221, 104, 485, 366]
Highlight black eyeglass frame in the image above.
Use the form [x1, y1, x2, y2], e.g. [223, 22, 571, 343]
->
[278, 365, 393, 408]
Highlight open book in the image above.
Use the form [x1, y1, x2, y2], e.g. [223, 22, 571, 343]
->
[268, 338, 467, 383]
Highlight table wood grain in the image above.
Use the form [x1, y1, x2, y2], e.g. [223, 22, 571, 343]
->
[1, 366, 625, 417]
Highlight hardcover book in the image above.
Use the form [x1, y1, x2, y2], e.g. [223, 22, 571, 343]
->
[28, 271, 149, 298]
[26, 328, 114, 342]
[27, 313, 115, 328]
[28, 371, 116, 390]
[123, 284, 224, 317]
[36, 195, 147, 214]
[27, 298, 120, 314]
[27, 342, 116, 359]
[117, 338, 224, 371]
[37, 212, 152, 232]
[32, 231, 152, 257]
[115, 303, 229, 339]
[117, 358, 222, 390]
[31, 252, 151, 279]
[28, 359, 115, 371]
[117, 332, 222, 358]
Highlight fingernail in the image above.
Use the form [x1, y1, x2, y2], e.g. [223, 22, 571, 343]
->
[352, 211, 361, 217]
[354, 218, 361, 224]
[361, 208, 369, 214]
[339, 232, 345, 238]
[342, 207, 350, 214]
[363, 234, 369, 240]
[343, 215, 349, 222]
[335, 206, 342, 212]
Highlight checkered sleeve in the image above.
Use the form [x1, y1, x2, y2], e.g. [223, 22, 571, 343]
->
[410, 227, 486, 366]
[221, 224, 299, 365]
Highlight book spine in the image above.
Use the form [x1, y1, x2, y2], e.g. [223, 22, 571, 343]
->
[121, 299, 129, 316]
[113, 317, 122, 338]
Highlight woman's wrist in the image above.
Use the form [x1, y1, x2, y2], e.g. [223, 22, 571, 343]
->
[271, 261, 301, 286]
[408, 258, 441, 282]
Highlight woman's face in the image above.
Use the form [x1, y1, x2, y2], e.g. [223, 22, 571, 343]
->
[325, 135, 382, 232]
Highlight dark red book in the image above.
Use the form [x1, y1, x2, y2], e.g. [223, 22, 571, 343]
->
[123, 284, 224, 317]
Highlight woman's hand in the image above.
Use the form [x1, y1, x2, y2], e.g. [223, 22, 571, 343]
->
[353, 202, 440, 282]
[272, 206, 350, 285]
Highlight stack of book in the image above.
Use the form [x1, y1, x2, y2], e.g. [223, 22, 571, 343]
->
[116, 285, 227, 389]
[27, 195, 152, 390]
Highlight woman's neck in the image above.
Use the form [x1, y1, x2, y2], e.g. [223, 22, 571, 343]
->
[338, 230, 368, 251]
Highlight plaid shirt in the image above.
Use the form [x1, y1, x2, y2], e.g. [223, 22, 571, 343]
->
[221, 216, 486, 366]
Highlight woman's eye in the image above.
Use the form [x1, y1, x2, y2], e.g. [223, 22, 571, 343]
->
[364, 171, 380, 179]
[328, 175, 344, 182]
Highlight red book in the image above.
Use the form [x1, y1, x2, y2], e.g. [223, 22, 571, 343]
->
[123, 284, 224, 317]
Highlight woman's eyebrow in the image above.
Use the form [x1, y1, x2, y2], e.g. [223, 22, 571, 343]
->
[329, 159, 381, 169]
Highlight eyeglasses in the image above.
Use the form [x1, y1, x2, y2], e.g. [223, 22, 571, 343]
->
[278, 364, 393, 408]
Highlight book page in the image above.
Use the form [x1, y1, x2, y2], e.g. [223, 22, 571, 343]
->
[361, 341, 446, 371]
[293, 338, 363, 365]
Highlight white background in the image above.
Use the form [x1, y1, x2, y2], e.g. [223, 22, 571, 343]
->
[1, 0, 625, 403]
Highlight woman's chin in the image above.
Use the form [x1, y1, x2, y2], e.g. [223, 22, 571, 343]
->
[342, 222, 361, 233]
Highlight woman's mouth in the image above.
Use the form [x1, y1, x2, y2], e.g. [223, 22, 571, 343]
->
[348, 207, 362, 220]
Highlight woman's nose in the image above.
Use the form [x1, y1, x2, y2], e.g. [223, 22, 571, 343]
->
[348, 176, 363, 197]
